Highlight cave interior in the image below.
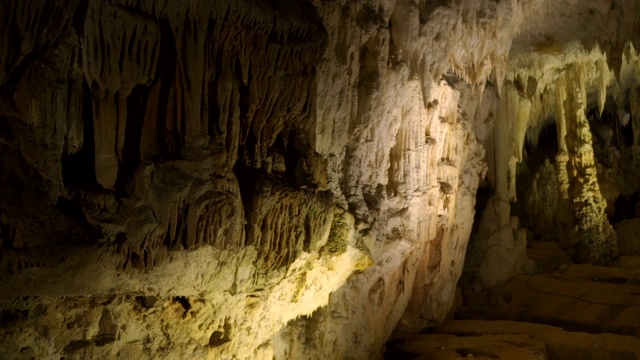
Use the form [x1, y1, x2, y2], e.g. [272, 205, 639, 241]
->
[2, 0, 640, 359]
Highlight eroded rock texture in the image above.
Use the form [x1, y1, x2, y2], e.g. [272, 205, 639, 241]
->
[2, 0, 640, 359]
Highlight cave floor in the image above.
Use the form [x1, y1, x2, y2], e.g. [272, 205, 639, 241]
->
[384, 242, 640, 360]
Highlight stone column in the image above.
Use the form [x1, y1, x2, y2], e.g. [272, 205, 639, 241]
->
[559, 65, 618, 264]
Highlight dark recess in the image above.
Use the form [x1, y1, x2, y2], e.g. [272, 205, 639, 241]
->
[173, 296, 191, 318]
[115, 84, 151, 192]
[621, 113, 634, 147]
[72, 0, 89, 36]
[135, 295, 158, 309]
[611, 191, 640, 224]
[156, 19, 179, 160]
[524, 121, 559, 170]
[62, 80, 98, 189]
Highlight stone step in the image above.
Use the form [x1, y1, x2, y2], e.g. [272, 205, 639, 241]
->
[385, 320, 640, 359]
[384, 331, 548, 359]
[458, 257, 640, 337]
[438, 320, 640, 360]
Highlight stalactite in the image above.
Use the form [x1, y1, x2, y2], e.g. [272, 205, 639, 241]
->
[82, 1, 160, 189]
[467, 81, 534, 289]
[494, 84, 514, 200]
[596, 58, 610, 116]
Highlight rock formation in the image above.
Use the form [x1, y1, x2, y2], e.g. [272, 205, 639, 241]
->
[1, 0, 640, 359]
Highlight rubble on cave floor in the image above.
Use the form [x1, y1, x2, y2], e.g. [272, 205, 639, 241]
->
[384, 242, 640, 360]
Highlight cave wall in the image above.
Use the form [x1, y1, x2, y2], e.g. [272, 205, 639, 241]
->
[2, 0, 640, 359]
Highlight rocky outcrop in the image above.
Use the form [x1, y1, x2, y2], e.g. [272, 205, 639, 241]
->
[2, 0, 640, 359]
[0, 0, 501, 357]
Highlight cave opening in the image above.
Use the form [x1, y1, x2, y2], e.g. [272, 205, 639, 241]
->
[525, 120, 559, 170]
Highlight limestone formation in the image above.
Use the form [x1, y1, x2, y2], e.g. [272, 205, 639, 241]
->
[2, 0, 640, 359]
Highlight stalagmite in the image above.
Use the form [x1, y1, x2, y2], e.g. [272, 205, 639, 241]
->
[561, 64, 618, 264]
[465, 83, 534, 290]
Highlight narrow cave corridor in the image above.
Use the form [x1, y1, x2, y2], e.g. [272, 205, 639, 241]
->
[2, 1, 640, 359]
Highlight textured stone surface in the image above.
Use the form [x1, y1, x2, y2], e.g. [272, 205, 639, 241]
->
[2, 0, 640, 359]
[385, 333, 548, 360]
[458, 257, 640, 338]
[438, 320, 640, 360]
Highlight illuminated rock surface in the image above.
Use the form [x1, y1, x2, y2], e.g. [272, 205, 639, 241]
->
[1, 0, 640, 359]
